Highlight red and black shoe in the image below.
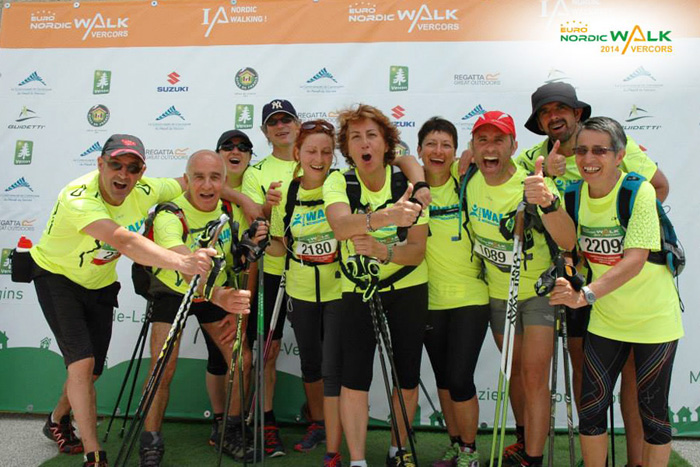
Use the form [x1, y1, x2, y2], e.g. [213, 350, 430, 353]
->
[43, 412, 84, 454]
[263, 424, 286, 457]
[83, 450, 108, 467]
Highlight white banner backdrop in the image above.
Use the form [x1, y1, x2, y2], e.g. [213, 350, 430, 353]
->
[1, 0, 699, 435]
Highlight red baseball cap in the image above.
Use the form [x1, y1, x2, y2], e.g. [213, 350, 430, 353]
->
[471, 111, 516, 138]
[102, 134, 146, 162]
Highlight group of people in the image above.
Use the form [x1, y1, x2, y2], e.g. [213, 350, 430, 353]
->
[26, 82, 682, 467]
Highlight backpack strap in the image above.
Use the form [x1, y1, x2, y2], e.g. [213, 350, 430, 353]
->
[617, 172, 645, 230]
[564, 180, 583, 229]
[143, 201, 189, 243]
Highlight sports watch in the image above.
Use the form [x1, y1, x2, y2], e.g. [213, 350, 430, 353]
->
[540, 194, 561, 214]
[581, 286, 597, 305]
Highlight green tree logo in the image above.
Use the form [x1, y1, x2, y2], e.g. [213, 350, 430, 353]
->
[235, 104, 254, 129]
[390, 66, 409, 92]
[93, 70, 111, 94]
[14, 140, 33, 165]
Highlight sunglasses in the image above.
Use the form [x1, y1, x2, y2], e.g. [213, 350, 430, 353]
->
[105, 158, 144, 174]
[300, 120, 335, 134]
[573, 146, 616, 156]
[265, 115, 294, 127]
[220, 141, 252, 153]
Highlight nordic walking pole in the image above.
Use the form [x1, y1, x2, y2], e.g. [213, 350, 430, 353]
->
[547, 291, 561, 467]
[489, 202, 526, 467]
[558, 282, 576, 466]
[252, 254, 265, 465]
[609, 403, 616, 467]
[419, 379, 444, 428]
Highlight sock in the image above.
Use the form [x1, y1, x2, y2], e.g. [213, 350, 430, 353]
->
[515, 425, 525, 445]
[350, 461, 367, 467]
[450, 435, 462, 446]
[213, 412, 224, 422]
[523, 453, 543, 465]
[264, 410, 276, 424]
[140, 430, 163, 447]
[388, 446, 399, 457]
[51, 411, 60, 424]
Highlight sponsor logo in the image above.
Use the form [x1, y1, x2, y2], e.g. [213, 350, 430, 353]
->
[0, 218, 36, 232]
[394, 140, 410, 158]
[0, 249, 12, 275]
[30, 10, 130, 40]
[12, 72, 52, 95]
[301, 68, 344, 94]
[157, 71, 189, 93]
[622, 105, 661, 131]
[149, 106, 192, 131]
[145, 148, 190, 161]
[0, 287, 24, 301]
[14, 141, 33, 165]
[292, 209, 327, 227]
[559, 21, 672, 55]
[2, 177, 39, 203]
[390, 66, 409, 92]
[459, 104, 487, 130]
[470, 204, 504, 226]
[539, 0, 609, 27]
[297, 110, 340, 125]
[73, 141, 103, 167]
[390, 105, 415, 128]
[454, 72, 501, 86]
[80, 141, 103, 158]
[93, 70, 111, 94]
[235, 67, 259, 91]
[8, 107, 45, 130]
[544, 68, 570, 84]
[87, 104, 110, 127]
[615, 66, 662, 93]
[348, 3, 459, 32]
[201, 5, 267, 38]
[235, 104, 254, 130]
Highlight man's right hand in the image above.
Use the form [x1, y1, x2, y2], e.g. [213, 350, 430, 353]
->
[179, 248, 216, 275]
[544, 140, 566, 177]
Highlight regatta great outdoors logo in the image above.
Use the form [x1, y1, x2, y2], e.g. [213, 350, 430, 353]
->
[149, 106, 191, 131]
[235, 104, 254, 130]
[235, 67, 259, 91]
[87, 104, 110, 127]
[14, 141, 33, 165]
[454, 72, 501, 86]
[157, 71, 189, 93]
[623, 105, 661, 131]
[390, 66, 409, 92]
[347, 3, 459, 32]
[145, 148, 190, 161]
[12, 72, 52, 96]
[8, 107, 45, 130]
[0, 218, 35, 232]
[200, 5, 267, 38]
[560, 21, 672, 55]
[301, 68, 344, 94]
[29, 10, 129, 40]
[93, 70, 111, 94]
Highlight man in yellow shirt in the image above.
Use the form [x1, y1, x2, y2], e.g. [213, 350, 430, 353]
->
[30, 135, 215, 467]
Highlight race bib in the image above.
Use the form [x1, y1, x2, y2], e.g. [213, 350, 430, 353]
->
[295, 232, 338, 264]
[474, 235, 513, 272]
[579, 225, 625, 266]
[91, 243, 122, 265]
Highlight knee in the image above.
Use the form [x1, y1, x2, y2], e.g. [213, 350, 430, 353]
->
[448, 381, 476, 402]
[520, 363, 546, 389]
[639, 406, 672, 445]
[67, 357, 95, 380]
[267, 340, 281, 360]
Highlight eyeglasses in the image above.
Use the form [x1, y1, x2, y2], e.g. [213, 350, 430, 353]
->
[265, 115, 294, 127]
[300, 120, 335, 134]
[573, 146, 616, 156]
[220, 141, 252, 153]
[105, 158, 144, 174]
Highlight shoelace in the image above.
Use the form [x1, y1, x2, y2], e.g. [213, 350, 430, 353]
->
[503, 442, 524, 457]
[264, 426, 280, 445]
[302, 423, 323, 440]
[61, 422, 80, 443]
[141, 447, 163, 467]
[441, 444, 459, 460]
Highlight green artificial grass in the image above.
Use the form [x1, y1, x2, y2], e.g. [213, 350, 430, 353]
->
[41, 420, 691, 466]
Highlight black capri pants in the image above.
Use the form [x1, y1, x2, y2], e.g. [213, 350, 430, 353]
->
[424, 304, 490, 402]
[246, 272, 289, 347]
[340, 283, 428, 392]
[579, 332, 678, 445]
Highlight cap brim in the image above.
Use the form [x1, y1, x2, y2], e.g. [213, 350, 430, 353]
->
[262, 110, 296, 125]
[107, 148, 146, 162]
[472, 121, 516, 138]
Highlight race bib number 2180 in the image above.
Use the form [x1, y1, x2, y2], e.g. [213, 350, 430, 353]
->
[295, 232, 338, 264]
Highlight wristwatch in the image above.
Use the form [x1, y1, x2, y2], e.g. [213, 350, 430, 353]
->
[581, 286, 597, 305]
[540, 194, 561, 214]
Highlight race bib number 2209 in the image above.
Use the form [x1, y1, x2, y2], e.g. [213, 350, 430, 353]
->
[579, 225, 624, 266]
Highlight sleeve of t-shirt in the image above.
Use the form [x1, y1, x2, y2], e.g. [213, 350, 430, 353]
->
[624, 182, 660, 251]
[621, 137, 658, 181]
[514, 145, 539, 173]
[151, 177, 184, 204]
[242, 166, 265, 205]
[153, 211, 187, 250]
[65, 195, 112, 232]
[450, 160, 460, 179]
[270, 204, 284, 238]
[323, 171, 349, 208]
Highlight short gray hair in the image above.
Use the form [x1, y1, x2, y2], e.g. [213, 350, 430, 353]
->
[579, 116, 627, 152]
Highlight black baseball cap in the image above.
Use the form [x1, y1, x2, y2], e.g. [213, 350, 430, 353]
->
[262, 99, 298, 125]
[102, 134, 146, 162]
[524, 82, 592, 135]
[216, 130, 253, 152]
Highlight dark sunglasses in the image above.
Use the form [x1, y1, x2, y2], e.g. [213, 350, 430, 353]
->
[265, 115, 294, 127]
[220, 141, 252, 153]
[105, 158, 144, 174]
[573, 146, 615, 156]
[300, 120, 335, 134]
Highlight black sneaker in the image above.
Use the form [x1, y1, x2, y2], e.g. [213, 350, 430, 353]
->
[264, 424, 286, 457]
[139, 445, 164, 467]
[209, 417, 221, 447]
[43, 412, 84, 454]
[83, 450, 108, 467]
[386, 449, 416, 467]
[217, 418, 260, 463]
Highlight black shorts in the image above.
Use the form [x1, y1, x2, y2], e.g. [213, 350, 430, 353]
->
[151, 294, 227, 324]
[565, 305, 591, 338]
[340, 283, 428, 392]
[246, 272, 289, 347]
[202, 327, 228, 376]
[33, 269, 120, 375]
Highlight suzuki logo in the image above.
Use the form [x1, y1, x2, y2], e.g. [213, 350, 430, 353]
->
[391, 105, 405, 119]
[167, 72, 180, 85]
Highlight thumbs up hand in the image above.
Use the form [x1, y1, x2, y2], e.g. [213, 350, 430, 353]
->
[524, 156, 556, 208]
[545, 139, 566, 177]
[388, 183, 423, 227]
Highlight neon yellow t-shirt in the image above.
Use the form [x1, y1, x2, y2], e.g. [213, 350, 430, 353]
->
[516, 136, 658, 198]
[323, 166, 429, 293]
[271, 183, 341, 302]
[31, 171, 182, 290]
[426, 176, 489, 309]
[151, 194, 233, 296]
[576, 175, 683, 343]
[466, 164, 558, 300]
[242, 154, 298, 276]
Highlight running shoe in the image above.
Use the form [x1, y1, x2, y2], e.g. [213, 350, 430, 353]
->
[488, 441, 525, 467]
[294, 422, 326, 452]
[208, 417, 221, 447]
[43, 412, 84, 454]
[432, 442, 459, 466]
[456, 447, 479, 467]
[216, 419, 259, 463]
[264, 424, 286, 457]
[139, 445, 164, 467]
[83, 450, 108, 467]
[324, 452, 343, 467]
[386, 449, 416, 467]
